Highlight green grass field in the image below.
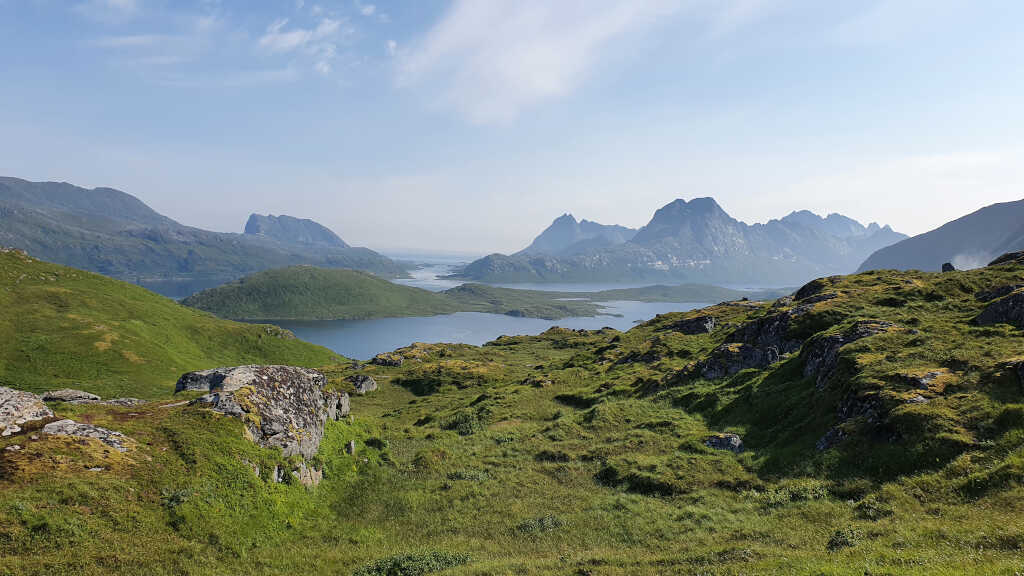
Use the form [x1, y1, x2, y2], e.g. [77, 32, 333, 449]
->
[0, 250, 340, 399]
[1, 253, 1023, 574]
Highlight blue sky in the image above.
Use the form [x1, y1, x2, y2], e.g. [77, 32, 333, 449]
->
[2, 0, 1023, 254]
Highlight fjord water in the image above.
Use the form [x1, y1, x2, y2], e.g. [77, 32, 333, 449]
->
[277, 300, 705, 360]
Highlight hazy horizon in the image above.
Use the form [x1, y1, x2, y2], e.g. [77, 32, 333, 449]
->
[3, 1, 1023, 253]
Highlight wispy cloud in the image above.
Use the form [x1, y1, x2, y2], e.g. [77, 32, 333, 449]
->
[398, 1, 684, 124]
[258, 17, 348, 75]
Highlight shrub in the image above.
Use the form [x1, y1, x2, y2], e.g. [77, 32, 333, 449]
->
[826, 527, 861, 551]
[441, 410, 485, 436]
[352, 550, 471, 576]
[853, 495, 895, 521]
[514, 515, 565, 535]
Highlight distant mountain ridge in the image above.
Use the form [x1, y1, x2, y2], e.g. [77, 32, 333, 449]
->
[244, 214, 349, 248]
[456, 198, 907, 285]
[0, 177, 405, 298]
[516, 214, 636, 257]
[857, 198, 1024, 272]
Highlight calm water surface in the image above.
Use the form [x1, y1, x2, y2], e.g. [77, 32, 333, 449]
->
[277, 300, 705, 360]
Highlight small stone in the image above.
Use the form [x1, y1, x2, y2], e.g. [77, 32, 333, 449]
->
[705, 433, 743, 453]
[4, 444, 21, 452]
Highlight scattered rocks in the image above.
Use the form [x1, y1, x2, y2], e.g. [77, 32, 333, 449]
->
[988, 251, 1024, 267]
[292, 461, 323, 487]
[802, 321, 896, 390]
[41, 419, 133, 452]
[667, 314, 718, 335]
[973, 289, 1024, 329]
[348, 374, 378, 395]
[370, 353, 403, 367]
[941, 262, 956, 273]
[0, 386, 53, 437]
[705, 433, 744, 453]
[43, 388, 101, 403]
[178, 365, 330, 459]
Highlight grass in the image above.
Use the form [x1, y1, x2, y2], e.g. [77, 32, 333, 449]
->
[181, 265, 763, 321]
[0, 250, 341, 399]
[1, 257, 1023, 574]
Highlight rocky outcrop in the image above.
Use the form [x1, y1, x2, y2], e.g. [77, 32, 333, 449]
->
[975, 284, 1024, 302]
[371, 353, 403, 367]
[324, 390, 351, 420]
[941, 262, 956, 272]
[177, 365, 329, 459]
[988, 251, 1024, 267]
[1, 387, 53, 436]
[43, 389, 100, 403]
[348, 374, 378, 395]
[816, 391, 890, 451]
[102, 398, 147, 407]
[973, 289, 1024, 329]
[705, 433, 744, 453]
[698, 343, 775, 380]
[794, 276, 840, 301]
[802, 321, 896, 390]
[667, 314, 718, 335]
[41, 419, 133, 452]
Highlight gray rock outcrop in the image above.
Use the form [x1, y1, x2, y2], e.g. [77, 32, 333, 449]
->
[177, 365, 329, 459]
[802, 321, 896, 390]
[705, 433, 744, 453]
[667, 314, 718, 335]
[41, 419, 133, 452]
[973, 289, 1024, 329]
[43, 389, 101, 403]
[348, 374, 378, 395]
[370, 353, 403, 367]
[324, 389, 351, 420]
[941, 262, 956, 272]
[0, 387, 53, 436]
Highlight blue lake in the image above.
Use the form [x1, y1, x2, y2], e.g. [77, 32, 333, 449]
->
[277, 300, 705, 360]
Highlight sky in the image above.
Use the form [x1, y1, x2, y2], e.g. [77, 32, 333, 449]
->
[1, 0, 1023, 255]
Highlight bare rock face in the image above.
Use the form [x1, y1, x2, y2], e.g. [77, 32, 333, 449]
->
[370, 353, 403, 367]
[802, 320, 896, 390]
[177, 365, 329, 459]
[973, 289, 1024, 329]
[0, 387, 53, 437]
[43, 389, 101, 403]
[696, 307, 808, 379]
[42, 419, 133, 452]
[348, 374, 378, 395]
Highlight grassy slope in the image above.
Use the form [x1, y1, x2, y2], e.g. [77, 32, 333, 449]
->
[0, 251, 341, 399]
[1, 262, 1023, 574]
[181, 266, 760, 321]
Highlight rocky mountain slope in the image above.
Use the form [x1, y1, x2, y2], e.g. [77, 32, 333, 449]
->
[858, 198, 1024, 272]
[457, 198, 907, 285]
[1, 250, 1022, 574]
[244, 213, 350, 248]
[516, 213, 636, 257]
[0, 177, 405, 298]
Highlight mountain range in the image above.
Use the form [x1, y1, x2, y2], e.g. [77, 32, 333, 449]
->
[858, 198, 1024, 272]
[455, 198, 907, 285]
[0, 177, 405, 298]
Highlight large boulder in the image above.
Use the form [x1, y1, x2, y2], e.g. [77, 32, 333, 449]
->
[177, 365, 329, 459]
[973, 289, 1024, 329]
[348, 374, 378, 395]
[42, 419, 133, 452]
[0, 387, 53, 437]
[43, 389, 101, 403]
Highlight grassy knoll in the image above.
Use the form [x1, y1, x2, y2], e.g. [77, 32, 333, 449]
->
[181, 265, 760, 321]
[0, 250, 340, 399]
[1, 258, 1023, 574]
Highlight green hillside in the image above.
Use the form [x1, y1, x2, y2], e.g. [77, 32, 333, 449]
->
[0, 250, 340, 399]
[2, 256, 1023, 574]
[181, 266, 760, 321]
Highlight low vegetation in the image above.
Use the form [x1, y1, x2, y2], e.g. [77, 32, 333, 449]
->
[1, 253, 1023, 574]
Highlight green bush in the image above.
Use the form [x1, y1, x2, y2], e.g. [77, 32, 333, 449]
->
[352, 550, 471, 576]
